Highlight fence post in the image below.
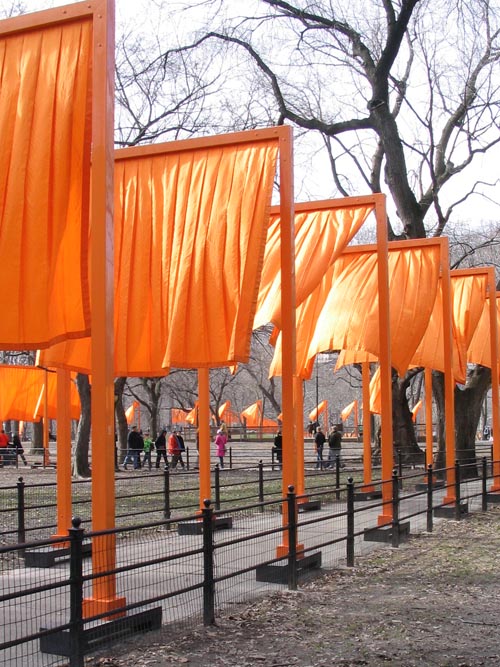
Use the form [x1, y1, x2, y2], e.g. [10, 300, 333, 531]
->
[69, 517, 85, 667]
[271, 448, 276, 472]
[214, 465, 221, 510]
[335, 455, 341, 500]
[202, 499, 215, 626]
[258, 460, 264, 512]
[286, 485, 298, 591]
[454, 460, 461, 521]
[229, 446, 233, 470]
[397, 449, 403, 490]
[185, 446, 190, 471]
[426, 464, 433, 533]
[482, 456, 488, 512]
[163, 468, 171, 520]
[17, 477, 25, 545]
[391, 468, 400, 548]
[346, 477, 355, 567]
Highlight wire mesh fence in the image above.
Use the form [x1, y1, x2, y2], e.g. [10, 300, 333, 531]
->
[0, 457, 498, 666]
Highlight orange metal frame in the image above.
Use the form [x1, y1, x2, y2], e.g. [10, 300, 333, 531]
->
[450, 267, 499, 494]
[270, 194, 391, 528]
[340, 236, 449, 523]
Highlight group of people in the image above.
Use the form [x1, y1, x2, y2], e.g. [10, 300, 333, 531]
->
[123, 426, 186, 471]
[314, 425, 342, 469]
[0, 429, 28, 468]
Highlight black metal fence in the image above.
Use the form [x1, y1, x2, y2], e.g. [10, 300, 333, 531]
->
[1, 457, 499, 666]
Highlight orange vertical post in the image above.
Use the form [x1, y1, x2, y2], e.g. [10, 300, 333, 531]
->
[294, 376, 307, 501]
[43, 370, 50, 467]
[361, 362, 375, 492]
[198, 368, 211, 509]
[489, 284, 500, 492]
[52, 368, 72, 544]
[83, 0, 125, 619]
[375, 196, 394, 526]
[276, 126, 301, 558]
[441, 240, 456, 505]
[425, 367, 433, 468]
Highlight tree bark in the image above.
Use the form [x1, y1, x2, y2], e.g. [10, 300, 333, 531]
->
[115, 377, 128, 465]
[392, 375, 424, 464]
[73, 374, 91, 478]
[433, 367, 490, 479]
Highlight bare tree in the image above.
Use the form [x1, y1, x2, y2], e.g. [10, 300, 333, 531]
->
[155, 0, 500, 461]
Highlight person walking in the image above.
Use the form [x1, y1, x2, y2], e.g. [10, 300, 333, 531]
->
[142, 431, 154, 470]
[12, 432, 28, 466]
[123, 425, 143, 470]
[175, 430, 186, 470]
[314, 427, 326, 470]
[168, 429, 184, 470]
[273, 430, 283, 466]
[327, 425, 342, 469]
[215, 428, 227, 469]
[154, 429, 168, 469]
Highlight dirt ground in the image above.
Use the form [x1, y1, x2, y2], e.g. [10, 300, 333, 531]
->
[83, 506, 500, 667]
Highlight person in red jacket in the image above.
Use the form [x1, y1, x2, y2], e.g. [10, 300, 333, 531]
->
[168, 430, 185, 470]
[0, 429, 9, 467]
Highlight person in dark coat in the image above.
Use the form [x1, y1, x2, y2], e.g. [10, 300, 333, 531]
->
[327, 425, 342, 468]
[12, 432, 28, 466]
[273, 430, 283, 465]
[314, 427, 326, 469]
[154, 429, 168, 469]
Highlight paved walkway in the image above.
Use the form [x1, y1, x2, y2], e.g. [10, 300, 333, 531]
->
[1, 475, 487, 667]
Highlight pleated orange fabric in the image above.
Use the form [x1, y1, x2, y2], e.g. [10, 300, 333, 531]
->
[39, 137, 278, 374]
[0, 19, 92, 348]
[0, 365, 80, 421]
[241, 400, 263, 426]
[270, 242, 441, 379]
[467, 295, 500, 374]
[171, 408, 189, 424]
[340, 400, 357, 422]
[411, 273, 487, 383]
[335, 349, 377, 371]
[254, 204, 374, 329]
[308, 400, 328, 420]
[33, 373, 81, 420]
[369, 366, 382, 414]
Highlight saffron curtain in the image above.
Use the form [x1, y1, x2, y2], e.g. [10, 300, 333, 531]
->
[0, 18, 92, 348]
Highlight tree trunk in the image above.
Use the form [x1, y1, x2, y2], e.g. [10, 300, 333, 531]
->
[115, 377, 128, 465]
[392, 375, 424, 465]
[433, 367, 490, 479]
[73, 374, 91, 478]
[30, 420, 43, 455]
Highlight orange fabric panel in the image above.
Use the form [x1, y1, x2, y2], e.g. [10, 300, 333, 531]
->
[0, 19, 92, 348]
[241, 400, 263, 426]
[171, 408, 189, 424]
[468, 295, 500, 374]
[270, 242, 441, 379]
[335, 349, 377, 371]
[121, 141, 277, 371]
[33, 373, 81, 421]
[369, 367, 381, 415]
[411, 400, 423, 422]
[255, 204, 374, 329]
[0, 365, 79, 421]
[411, 273, 487, 382]
[0, 366, 44, 421]
[341, 400, 357, 422]
[309, 400, 328, 420]
[39, 137, 278, 374]
[185, 403, 199, 425]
